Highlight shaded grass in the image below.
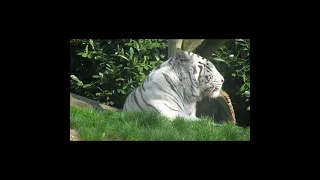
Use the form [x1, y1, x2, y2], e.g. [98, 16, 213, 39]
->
[70, 106, 250, 141]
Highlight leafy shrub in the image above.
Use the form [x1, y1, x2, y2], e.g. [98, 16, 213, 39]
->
[70, 39, 168, 109]
[208, 39, 250, 126]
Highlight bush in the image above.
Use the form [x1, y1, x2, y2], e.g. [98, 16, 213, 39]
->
[70, 39, 168, 109]
[208, 39, 250, 126]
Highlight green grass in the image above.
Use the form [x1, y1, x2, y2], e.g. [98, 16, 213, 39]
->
[70, 106, 250, 141]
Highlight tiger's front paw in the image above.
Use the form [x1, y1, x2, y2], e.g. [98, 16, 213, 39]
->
[187, 116, 200, 121]
[176, 113, 200, 121]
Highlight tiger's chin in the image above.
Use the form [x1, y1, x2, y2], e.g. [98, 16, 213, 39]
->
[211, 89, 221, 98]
[203, 87, 221, 99]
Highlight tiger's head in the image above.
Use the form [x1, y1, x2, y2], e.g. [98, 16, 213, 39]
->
[174, 49, 224, 99]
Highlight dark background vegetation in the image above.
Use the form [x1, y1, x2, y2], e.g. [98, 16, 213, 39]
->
[70, 39, 250, 126]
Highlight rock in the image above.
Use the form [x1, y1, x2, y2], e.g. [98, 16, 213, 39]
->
[70, 93, 121, 112]
[70, 129, 81, 141]
[196, 89, 236, 124]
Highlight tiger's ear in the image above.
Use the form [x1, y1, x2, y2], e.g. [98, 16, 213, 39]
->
[176, 48, 184, 53]
[175, 48, 189, 60]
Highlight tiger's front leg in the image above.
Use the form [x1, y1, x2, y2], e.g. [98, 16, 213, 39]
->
[180, 106, 199, 121]
[190, 108, 197, 117]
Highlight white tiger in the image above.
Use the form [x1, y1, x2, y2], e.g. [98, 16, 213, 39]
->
[122, 49, 224, 121]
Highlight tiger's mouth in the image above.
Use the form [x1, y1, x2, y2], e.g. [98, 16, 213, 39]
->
[213, 87, 221, 92]
[203, 86, 222, 98]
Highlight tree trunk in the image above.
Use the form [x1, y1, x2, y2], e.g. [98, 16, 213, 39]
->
[194, 39, 231, 59]
[168, 39, 183, 57]
[181, 39, 205, 52]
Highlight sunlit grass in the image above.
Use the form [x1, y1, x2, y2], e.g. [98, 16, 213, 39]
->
[70, 106, 250, 141]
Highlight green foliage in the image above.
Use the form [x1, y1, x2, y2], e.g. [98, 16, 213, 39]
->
[209, 39, 250, 111]
[70, 39, 168, 108]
